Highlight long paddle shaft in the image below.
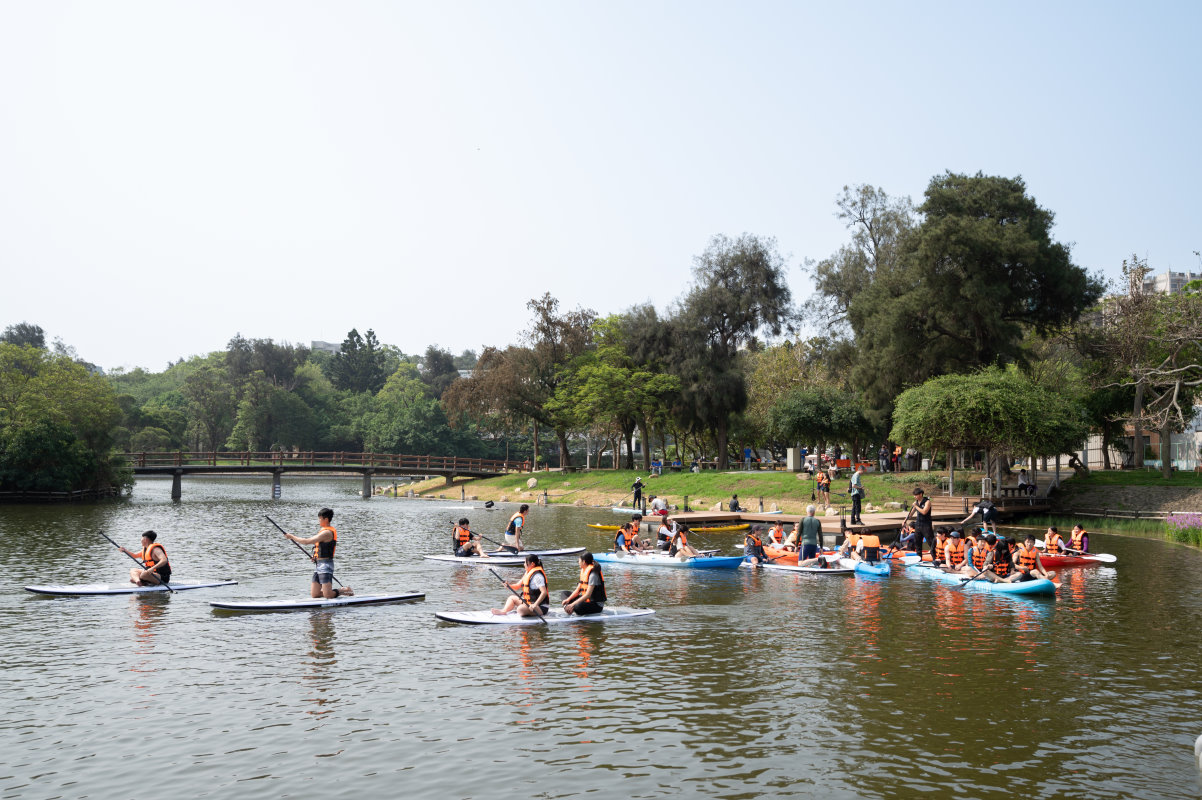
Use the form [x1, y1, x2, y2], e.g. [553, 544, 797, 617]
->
[448, 521, 510, 553]
[264, 515, 344, 587]
[956, 567, 985, 590]
[487, 567, 546, 624]
[98, 531, 175, 593]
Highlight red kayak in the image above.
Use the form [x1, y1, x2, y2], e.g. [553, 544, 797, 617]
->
[1035, 552, 1108, 568]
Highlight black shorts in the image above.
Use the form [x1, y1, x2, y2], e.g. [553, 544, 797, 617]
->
[456, 545, 475, 557]
[572, 600, 604, 616]
[155, 568, 172, 583]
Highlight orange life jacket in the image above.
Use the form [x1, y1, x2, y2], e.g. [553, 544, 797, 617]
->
[992, 547, 1011, 577]
[768, 527, 784, 545]
[972, 544, 988, 570]
[141, 542, 167, 569]
[934, 538, 946, 562]
[315, 526, 336, 559]
[844, 533, 860, 549]
[747, 532, 763, 548]
[520, 565, 547, 605]
[1017, 543, 1038, 571]
[576, 563, 607, 602]
[1069, 529, 1087, 550]
[454, 525, 472, 546]
[507, 513, 525, 535]
[859, 534, 881, 548]
[945, 539, 966, 564]
[1045, 532, 1063, 554]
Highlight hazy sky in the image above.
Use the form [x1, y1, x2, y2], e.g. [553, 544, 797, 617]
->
[3, 1, 1199, 372]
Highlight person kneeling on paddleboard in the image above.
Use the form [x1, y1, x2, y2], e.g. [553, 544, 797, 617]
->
[563, 553, 606, 615]
[453, 518, 487, 558]
[503, 505, 529, 552]
[284, 508, 353, 599]
[119, 531, 171, 586]
[492, 554, 548, 617]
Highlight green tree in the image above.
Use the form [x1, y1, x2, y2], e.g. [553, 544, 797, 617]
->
[182, 363, 236, 451]
[420, 345, 461, 399]
[330, 328, 388, 394]
[1, 322, 46, 349]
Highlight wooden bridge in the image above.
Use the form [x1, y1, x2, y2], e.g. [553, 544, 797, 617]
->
[120, 451, 526, 500]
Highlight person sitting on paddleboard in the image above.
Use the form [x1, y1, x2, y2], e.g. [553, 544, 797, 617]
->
[1009, 534, 1052, 582]
[614, 523, 635, 553]
[931, 528, 949, 566]
[668, 525, 699, 560]
[503, 504, 529, 552]
[284, 508, 354, 599]
[897, 522, 916, 551]
[797, 555, 836, 569]
[453, 517, 487, 558]
[974, 534, 1015, 583]
[744, 525, 769, 566]
[562, 553, 606, 616]
[942, 529, 968, 572]
[1068, 524, 1089, 554]
[119, 531, 170, 586]
[492, 554, 548, 617]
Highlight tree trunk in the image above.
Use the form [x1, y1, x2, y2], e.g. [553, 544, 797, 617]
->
[1132, 382, 1145, 468]
[715, 419, 729, 469]
[533, 420, 540, 468]
[622, 422, 635, 470]
[556, 428, 571, 468]
[1101, 429, 1112, 470]
[639, 418, 651, 471]
[1161, 420, 1172, 480]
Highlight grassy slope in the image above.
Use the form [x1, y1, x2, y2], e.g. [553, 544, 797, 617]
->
[410, 469, 961, 512]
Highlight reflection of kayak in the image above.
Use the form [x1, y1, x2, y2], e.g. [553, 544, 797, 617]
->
[211, 592, 425, 611]
[593, 552, 745, 569]
[840, 558, 890, 576]
[905, 564, 1057, 595]
[26, 579, 238, 596]
[434, 606, 655, 625]
[425, 547, 586, 566]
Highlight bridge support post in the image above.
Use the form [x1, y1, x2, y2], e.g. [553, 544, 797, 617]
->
[171, 470, 182, 501]
[272, 470, 282, 500]
[444, 474, 455, 486]
[362, 470, 374, 499]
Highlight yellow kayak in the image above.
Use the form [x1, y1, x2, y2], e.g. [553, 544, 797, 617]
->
[586, 523, 621, 531]
[692, 523, 750, 532]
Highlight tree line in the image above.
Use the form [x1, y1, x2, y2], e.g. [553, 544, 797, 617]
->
[4, 170, 1199, 495]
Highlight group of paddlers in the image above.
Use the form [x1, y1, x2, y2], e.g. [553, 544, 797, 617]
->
[490, 552, 608, 618]
[611, 513, 702, 560]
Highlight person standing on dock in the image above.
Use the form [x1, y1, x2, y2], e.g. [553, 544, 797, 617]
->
[849, 465, 865, 525]
[799, 505, 823, 560]
[910, 488, 934, 560]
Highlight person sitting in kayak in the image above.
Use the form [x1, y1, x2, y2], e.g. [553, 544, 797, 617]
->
[855, 532, 881, 563]
[1043, 526, 1065, 554]
[503, 504, 529, 552]
[896, 523, 916, 551]
[837, 531, 860, 560]
[119, 531, 171, 586]
[492, 554, 548, 617]
[453, 517, 487, 558]
[744, 526, 769, 566]
[1009, 535, 1052, 582]
[1068, 524, 1089, 554]
[668, 525, 699, 560]
[656, 516, 678, 551]
[284, 508, 354, 599]
[562, 553, 606, 615]
[766, 521, 787, 549]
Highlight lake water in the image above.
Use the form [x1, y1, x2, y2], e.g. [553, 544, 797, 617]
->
[2, 477, 1201, 799]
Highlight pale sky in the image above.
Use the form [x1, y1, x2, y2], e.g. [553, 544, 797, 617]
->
[2, 1, 1199, 372]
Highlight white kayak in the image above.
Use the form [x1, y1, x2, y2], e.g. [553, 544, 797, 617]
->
[745, 562, 854, 575]
[210, 592, 424, 611]
[25, 579, 238, 596]
[612, 506, 642, 514]
[435, 606, 655, 625]
[424, 546, 586, 566]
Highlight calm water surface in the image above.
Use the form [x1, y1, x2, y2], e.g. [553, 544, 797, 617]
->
[2, 477, 1201, 799]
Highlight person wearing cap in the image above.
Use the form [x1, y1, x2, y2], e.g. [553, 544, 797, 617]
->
[910, 488, 934, 559]
[943, 529, 968, 571]
[797, 505, 823, 560]
[848, 464, 866, 525]
[744, 525, 769, 566]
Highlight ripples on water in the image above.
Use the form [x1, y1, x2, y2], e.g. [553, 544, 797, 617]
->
[2, 477, 1201, 799]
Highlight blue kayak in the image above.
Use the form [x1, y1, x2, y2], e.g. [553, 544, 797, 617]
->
[839, 558, 890, 577]
[593, 552, 745, 570]
[905, 563, 1057, 595]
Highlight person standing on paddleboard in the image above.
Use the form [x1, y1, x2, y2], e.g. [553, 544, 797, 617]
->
[284, 508, 353, 599]
[562, 553, 606, 615]
[492, 554, 548, 617]
[118, 531, 171, 586]
[503, 505, 529, 552]
[910, 488, 934, 560]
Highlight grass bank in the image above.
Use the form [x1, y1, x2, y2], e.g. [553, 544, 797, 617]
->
[407, 469, 968, 514]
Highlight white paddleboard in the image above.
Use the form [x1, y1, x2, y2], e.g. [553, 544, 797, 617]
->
[25, 579, 238, 596]
[210, 592, 424, 611]
[434, 606, 655, 625]
[753, 562, 854, 575]
[424, 554, 527, 566]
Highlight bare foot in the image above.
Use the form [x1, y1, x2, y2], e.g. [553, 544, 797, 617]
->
[339, 587, 354, 597]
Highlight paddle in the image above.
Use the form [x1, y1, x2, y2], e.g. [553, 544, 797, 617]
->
[99, 531, 175, 593]
[264, 515, 344, 588]
[487, 567, 546, 624]
[956, 567, 986, 590]
[1063, 548, 1117, 563]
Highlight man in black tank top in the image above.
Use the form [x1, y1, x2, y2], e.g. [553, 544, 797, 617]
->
[910, 488, 934, 560]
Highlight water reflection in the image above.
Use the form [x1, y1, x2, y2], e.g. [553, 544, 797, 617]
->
[302, 611, 338, 716]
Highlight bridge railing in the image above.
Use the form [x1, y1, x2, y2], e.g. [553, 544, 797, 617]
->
[120, 451, 524, 473]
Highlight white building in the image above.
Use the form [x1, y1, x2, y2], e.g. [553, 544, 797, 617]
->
[1141, 269, 1202, 295]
